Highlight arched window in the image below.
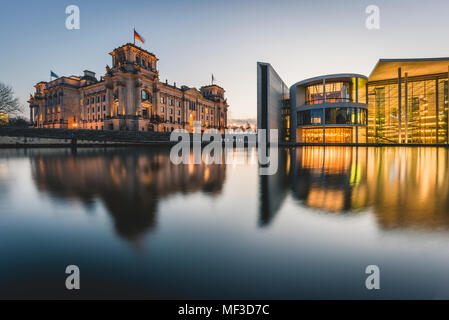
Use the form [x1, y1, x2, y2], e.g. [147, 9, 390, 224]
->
[141, 90, 148, 101]
[136, 56, 141, 65]
[141, 90, 152, 102]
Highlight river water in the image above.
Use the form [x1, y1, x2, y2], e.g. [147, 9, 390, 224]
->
[1, 146, 449, 299]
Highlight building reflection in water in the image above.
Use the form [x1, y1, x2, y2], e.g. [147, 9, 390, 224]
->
[30, 148, 226, 241]
[261, 146, 449, 230]
[28, 145, 449, 237]
[259, 148, 291, 227]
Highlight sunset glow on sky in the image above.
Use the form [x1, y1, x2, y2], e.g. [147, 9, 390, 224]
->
[2, 0, 449, 120]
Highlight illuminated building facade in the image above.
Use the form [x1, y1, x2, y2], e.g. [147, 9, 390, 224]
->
[28, 43, 229, 132]
[0, 113, 8, 125]
[258, 57, 449, 145]
[290, 74, 368, 144]
[368, 58, 449, 144]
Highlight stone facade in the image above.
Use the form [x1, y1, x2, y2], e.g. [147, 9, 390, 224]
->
[0, 113, 8, 125]
[28, 43, 229, 133]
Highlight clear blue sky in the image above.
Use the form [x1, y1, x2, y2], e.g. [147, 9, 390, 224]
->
[1, 0, 449, 120]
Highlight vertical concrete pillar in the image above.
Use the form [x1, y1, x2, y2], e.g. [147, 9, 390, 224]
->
[355, 77, 359, 144]
[398, 68, 402, 143]
[436, 78, 439, 144]
[322, 79, 326, 144]
[322, 108, 326, 144]
[405, 72, 408, 144]
[323, 79, 326, 104]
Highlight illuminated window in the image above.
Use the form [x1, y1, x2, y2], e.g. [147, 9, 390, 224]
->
[306, 81, 354, 105]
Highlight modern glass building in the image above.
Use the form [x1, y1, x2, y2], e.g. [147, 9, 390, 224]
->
[257, 62, 290, 143]
[290, 74, 368, 143]
[368, 58, 449, 144]
[258, 57, 449, 145]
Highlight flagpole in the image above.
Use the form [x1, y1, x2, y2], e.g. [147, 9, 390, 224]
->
[133, 28, 135, 45]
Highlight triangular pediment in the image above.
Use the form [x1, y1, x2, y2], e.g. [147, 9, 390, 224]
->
[184, 88, 203, 98]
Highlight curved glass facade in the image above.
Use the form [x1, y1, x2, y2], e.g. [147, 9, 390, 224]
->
[306, 81, 354, 105]
[296, 108, 367, 143]
[297, 107, 367, 126]
[294, 75, 368, 144]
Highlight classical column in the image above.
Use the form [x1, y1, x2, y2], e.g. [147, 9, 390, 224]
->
[182, 98, 185, 129]
[60, 92, 64, 126]
[154, 86, 160, 117]
[105, 79, 114, 119]
[135, 79, 142, 118]
[117, 80, 125, 117]
[154, 85, 161, 131]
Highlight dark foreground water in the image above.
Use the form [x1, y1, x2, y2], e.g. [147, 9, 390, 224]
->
[1, 146, 449, 299]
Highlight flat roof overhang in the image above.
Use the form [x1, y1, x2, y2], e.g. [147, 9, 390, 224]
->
[291, 73, 367, 89]
[294, 102, 367, 111]
[369, 58, 449, 82]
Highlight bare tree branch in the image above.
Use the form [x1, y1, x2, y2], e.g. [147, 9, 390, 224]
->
[0, 82, 23, 115]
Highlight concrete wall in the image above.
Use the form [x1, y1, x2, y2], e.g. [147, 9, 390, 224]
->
[0, 127, 172, 147]
[0, 136, 128, 146]
[257, 62, 289, 142]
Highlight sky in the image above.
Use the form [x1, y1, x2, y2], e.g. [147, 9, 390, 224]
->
[1, 0, 449, 120]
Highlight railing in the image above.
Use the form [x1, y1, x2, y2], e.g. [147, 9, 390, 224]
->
[305, 98, 353, 105]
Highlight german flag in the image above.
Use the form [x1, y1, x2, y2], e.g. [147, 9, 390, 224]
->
[134, 29, 145, 44]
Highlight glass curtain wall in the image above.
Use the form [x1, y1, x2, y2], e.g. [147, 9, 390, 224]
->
[368, 76, 449, 144]
[437, 79, 449, 143]
[306, 81, 354, 105]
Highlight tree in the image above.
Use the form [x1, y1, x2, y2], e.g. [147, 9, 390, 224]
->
[0, 82, 22, 115]
[9, 116, 28, 127]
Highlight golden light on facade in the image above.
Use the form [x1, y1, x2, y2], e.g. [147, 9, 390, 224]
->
[0, 113, 9, 125]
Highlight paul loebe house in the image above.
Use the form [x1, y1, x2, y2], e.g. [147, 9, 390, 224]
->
[258, 58, 449, 145]
[28, 43, 229, 133]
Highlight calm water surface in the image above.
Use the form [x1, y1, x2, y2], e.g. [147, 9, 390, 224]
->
[1, 146, 449, 299]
